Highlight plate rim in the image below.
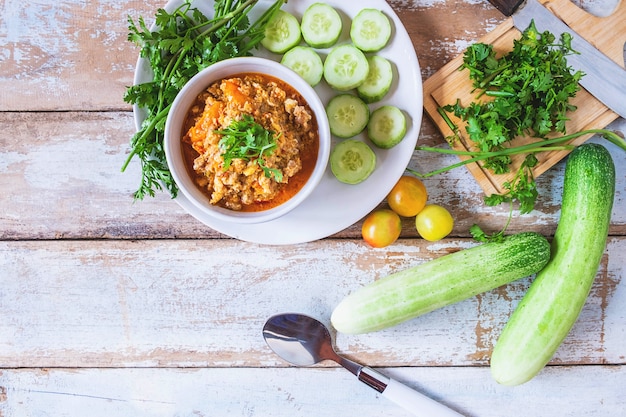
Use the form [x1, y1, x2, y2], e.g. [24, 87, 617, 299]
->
[132, 0, 423, 245]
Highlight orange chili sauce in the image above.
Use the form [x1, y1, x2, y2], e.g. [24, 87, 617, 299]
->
[181, 73, 320, 212]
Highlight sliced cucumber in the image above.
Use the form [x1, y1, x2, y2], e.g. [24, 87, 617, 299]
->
[330, 140, 376, 184]
[261, 10, 302, 54]
[301, 3, 342, 48]
[326, 94, 370, 138]
[323, 44, 370, 91]
[357, 55, 394, 103]
[281, 46, 324, 86]
[367, 105, 407, 149]
[350, 8, 392, 52]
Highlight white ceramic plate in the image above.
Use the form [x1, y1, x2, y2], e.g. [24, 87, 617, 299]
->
[133, 0, 423, 245]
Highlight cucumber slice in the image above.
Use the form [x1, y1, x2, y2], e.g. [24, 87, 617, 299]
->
[350, 8, 392, 52]
[281, 46, 324, 86]
[367, 105, 407, 149]
[330, 140, 376, 184]
[323, 44, 370, 91]
[301, 3, 342, 48]
[326, 94, 370, 138]
[357, 55, 393, 103]
[261, 10, 302, 54]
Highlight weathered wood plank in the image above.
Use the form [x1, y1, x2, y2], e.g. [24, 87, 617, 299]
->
[1, 1, 624, 416]
[389, 0, 506, 79]
[2, 0, 611, 112]
[0, 0, 160, 112]
[0, 0, 499, 112]
[1, 112, 624, 240]
[0, 111, 213, 239]
[1, 238, 624, 368]
[1, 366, 625, 417]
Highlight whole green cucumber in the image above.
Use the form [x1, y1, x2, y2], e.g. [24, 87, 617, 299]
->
[331, 231, 551, 334]
[490, 143, 616, 386]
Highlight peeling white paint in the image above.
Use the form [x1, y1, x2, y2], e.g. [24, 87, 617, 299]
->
[0, 150, 27, 173]
[0, 3, 624, 416]
[390, 0, 487, 9]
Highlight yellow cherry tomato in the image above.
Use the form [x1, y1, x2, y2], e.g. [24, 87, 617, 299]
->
[415, 204, 454, 241]
[362, 209, 402, 248]
[387, 175, 428, 217]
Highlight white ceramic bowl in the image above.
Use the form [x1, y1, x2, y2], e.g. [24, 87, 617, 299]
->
[164, 57, 331, 224]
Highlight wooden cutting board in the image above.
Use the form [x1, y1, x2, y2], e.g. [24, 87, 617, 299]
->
[422, 0, 625, 196]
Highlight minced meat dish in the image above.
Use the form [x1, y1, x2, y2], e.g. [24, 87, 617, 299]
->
[182, 73, 319, 211]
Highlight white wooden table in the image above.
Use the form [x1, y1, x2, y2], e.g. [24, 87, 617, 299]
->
[1, 0, 625, 416]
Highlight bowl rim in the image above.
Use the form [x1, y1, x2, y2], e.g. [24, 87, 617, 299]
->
[164, 56, 331, 224]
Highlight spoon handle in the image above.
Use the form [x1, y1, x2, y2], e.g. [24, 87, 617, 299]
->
[359, 367, 465, 417]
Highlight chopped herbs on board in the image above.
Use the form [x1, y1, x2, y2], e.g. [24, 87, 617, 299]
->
[409, 20, 626, 217]
[122, 0, 285, 200]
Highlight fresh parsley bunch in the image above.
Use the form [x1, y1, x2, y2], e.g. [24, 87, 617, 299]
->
[434, 20, 585, 213]
[447, 20, 584, 171]
[409, 21, 626, 240]
[122, 0, 285, 200]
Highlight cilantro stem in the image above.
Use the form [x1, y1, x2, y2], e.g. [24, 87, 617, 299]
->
[121, 104, 172, 173]
[424, 21, 625, 220]
[485, 91, 516, 97]
[599, 129, 626, 151]
[409, 128, 625, 178]
[198, 0, 257, 38]
[409, 145, 568, 178]
[477, 62, 511, 89]
[437, 106, 460, 137]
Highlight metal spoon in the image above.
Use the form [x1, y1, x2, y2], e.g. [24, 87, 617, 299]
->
[262, 313, 464, 417]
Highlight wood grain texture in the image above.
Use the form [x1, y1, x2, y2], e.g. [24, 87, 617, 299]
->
[544, 0, 626, 66]
[0, 0, 503, 111]
[0, 0, 624, 416]
[1, 238, 624, 368]
[1, 112, 624, 240]
[0, 0, 163, 112]
[1, 367, 625, 417]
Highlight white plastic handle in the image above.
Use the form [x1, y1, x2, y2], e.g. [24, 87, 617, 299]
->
[382, 377, 465, 417]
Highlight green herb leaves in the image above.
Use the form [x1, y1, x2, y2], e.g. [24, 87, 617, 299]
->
[409, 20, 626, 239]
[484, 154, 539, 214]
[448, 20, 584, 157]
[122, 0, 286, 200]
[216, 114, 283, 181]
[437, 20, 584, 212]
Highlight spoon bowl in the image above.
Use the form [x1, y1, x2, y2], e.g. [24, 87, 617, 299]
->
[262, 313, 465, 417]
[262, 312, 338, 367]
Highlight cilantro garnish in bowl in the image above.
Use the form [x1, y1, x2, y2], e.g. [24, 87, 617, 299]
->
[216, 114, 283, 182]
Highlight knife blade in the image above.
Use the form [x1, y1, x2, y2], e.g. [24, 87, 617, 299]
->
[487, 0, 626, 119]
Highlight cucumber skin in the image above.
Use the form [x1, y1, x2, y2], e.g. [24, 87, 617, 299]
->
[261, 10, 301, 54]
[281, 46, 323, 86]
[357, 56, 393, 103]
[326, 94, 369, 138]
[490, 144, 616, 386]
[301, 3, 342, 49]
[368, 105, 407, 149]
[330, 139, 376, 184]
[350, 8, 392, 52]
[331, 232, 551, 334]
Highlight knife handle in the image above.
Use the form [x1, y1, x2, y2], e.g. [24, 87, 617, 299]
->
[487, 0, 526, 16]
